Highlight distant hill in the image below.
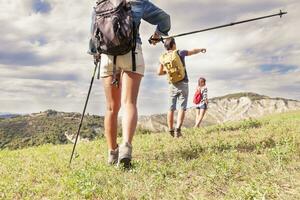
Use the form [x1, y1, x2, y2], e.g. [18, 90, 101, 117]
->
[1, 93, 299, 150]
[0, 110, 104, 150]
[0, 113, 19, 119]
[138, 92, 300, 132]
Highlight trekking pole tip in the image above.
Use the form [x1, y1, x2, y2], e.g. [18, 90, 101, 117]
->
[279, 10, 288, 18]
[68, 159, 72, 167]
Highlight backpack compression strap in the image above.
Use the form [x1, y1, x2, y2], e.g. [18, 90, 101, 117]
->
[132, 21, 138, 72]
[112, 56, 119, 87]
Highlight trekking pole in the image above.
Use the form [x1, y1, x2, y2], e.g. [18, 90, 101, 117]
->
[148, 10, 287, 44]
[69, 58, 100, 166]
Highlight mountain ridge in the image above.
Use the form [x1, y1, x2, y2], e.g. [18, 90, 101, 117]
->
[137, 92, 300, 132]
[0, 113, 20, 119]
[1, 92, 299, 150]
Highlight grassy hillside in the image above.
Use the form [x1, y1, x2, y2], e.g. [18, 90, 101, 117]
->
[0, 110, 104, 150]
[0, 111, 299, 199]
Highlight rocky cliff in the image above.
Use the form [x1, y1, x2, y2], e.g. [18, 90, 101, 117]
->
[138, 93, 300, 132]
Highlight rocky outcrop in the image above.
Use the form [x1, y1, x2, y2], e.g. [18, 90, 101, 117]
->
[138, 93, 300, 132]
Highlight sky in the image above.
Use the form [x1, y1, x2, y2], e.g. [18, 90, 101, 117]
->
[0, 0, 299, 115]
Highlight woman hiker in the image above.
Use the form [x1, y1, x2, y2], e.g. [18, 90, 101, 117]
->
[90, 0, 171, 167]
[194, 77, 208, 128]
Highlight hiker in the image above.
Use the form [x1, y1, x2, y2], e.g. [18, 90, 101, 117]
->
[194, 77, 208, 128]
[89, 0, 170, 167]
[157, 37, 206, 137]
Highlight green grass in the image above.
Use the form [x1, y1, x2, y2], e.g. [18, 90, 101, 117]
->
[0, 111, 300, 200]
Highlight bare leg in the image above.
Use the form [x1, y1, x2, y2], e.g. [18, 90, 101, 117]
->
[194, 109, 200, 127]
[195, 109, 207, 128]
[102, 75, 122, 150]
[176, 109, 186, 129]
[167, 111, 175, 130]
[121, 72, 142, 145]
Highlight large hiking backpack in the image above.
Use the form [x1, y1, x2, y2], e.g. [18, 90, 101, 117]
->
[160, 50, 186, 84]
[91, 0, 137, 84]
[92, 0, 136, 55]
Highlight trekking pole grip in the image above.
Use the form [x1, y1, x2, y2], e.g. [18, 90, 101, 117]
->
[148, 36, 163, 44]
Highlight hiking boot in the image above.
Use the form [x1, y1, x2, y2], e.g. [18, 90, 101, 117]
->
[108, 147, 119, 165]
[175, 128, 182, 138]
[169, 129, 175, 137]
[118, 142, 132, 169]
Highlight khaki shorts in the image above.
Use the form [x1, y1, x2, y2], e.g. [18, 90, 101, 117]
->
[99, 44, 145, 78]
[169, 81, 189, 111]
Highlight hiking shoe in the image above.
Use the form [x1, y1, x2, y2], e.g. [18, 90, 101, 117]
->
[169, 129, 175, 137]
[175, 128, 182, 138]
[108, 147, 119, 165]
[118, 142, 132, 169]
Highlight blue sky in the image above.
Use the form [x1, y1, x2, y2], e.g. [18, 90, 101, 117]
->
[32, 0, 51, 14]
[0, 0, 299, 115]
[259, 64, 297, 74]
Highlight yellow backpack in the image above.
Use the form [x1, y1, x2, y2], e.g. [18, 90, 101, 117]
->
[160, 50, 186, 84]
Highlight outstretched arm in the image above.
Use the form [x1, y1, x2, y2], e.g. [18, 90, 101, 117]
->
[187, 48, 206, 56]
[157, 64, 166, 76]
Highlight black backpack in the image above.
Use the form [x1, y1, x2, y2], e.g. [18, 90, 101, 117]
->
[90, 0, 137, 84]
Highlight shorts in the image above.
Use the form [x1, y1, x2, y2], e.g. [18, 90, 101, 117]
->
[169, 81, 189, 111]
[196, 103, 208, 110]
[99, 44, 145, 78]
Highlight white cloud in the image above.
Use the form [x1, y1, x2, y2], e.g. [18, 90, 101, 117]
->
[0, 0, 299, 115]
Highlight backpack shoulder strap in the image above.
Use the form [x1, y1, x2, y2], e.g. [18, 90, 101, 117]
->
[175, 49, 185, 67]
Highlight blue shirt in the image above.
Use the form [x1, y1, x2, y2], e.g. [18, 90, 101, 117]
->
[89, 0, 171, 53]
[178, 50, 189, 82]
